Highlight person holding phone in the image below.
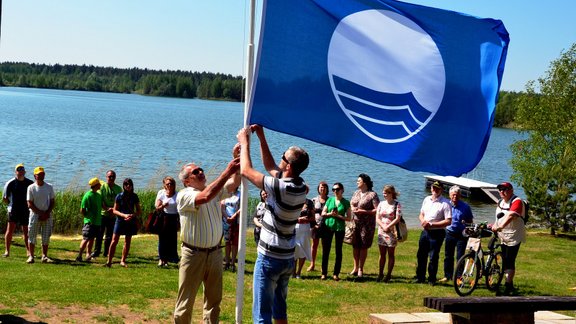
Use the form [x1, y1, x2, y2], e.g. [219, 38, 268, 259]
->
[320, 182, 351, 281]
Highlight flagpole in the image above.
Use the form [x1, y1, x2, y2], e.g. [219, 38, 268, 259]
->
[236, 0, 256, 322]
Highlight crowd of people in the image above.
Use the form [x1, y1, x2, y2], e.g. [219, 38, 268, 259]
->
[2, 125, 527, 323]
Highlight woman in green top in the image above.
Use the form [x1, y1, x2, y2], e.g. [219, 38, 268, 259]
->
[320, 182, 351, 281]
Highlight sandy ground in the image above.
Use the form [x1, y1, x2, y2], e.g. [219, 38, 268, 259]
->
[0, 299, 173, 324]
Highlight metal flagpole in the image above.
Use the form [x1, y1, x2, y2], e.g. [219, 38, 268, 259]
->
[236, 0, 256, 322]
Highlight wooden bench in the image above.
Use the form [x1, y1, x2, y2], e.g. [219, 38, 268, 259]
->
[424, 296, 576, 324]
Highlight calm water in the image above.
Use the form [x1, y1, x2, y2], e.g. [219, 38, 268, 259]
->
[0, 87, 524, 227]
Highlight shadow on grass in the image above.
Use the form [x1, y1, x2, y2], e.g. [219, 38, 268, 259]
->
[0, 314, 47, 324]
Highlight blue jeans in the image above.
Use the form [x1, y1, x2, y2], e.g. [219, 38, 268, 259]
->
[252, 253, 295, 324]
[416, 229, 445, 282]
[443, 230, 468, 279]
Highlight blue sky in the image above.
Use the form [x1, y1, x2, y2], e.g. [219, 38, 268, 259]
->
[1, 0, 574, 91]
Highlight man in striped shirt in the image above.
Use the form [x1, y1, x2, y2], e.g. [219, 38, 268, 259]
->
[173, 147, 240, 324]
[237, 125, 309, 324]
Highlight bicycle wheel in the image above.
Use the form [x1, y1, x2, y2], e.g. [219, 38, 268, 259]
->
[454, 252, 481, 296]
[486, 251, 504, 291]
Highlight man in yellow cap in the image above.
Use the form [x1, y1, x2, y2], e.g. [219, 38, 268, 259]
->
[76, 178, 103, 262]
[92, 170, 122, 258]
[26, 167, 56, 263]
[3, 164, 34, 257]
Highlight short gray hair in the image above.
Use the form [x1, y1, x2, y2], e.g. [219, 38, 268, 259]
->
[178, 163, 195, 183]
[449, 185, 461, 195]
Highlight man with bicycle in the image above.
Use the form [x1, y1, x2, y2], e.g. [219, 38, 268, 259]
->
[491, 181, 526, 295]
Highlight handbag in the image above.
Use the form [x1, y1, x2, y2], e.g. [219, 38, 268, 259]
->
[392, 202, 408, 243]
[145, 210, 163, 234]
[343, 219, 355, 245]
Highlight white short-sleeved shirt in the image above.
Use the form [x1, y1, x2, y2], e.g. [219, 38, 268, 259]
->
[177, 186, 226, 248]
[156, 189, 178, 214]
[27, 182, 55, 216]
[420, 195, 452, 223]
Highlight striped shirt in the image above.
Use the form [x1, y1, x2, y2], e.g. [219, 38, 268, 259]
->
[258, 175, 307, 259]
[177, 186, 227, 248]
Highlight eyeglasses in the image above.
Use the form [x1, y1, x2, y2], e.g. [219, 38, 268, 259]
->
[332, 187, 341, 192]
[498, 188, 509, 192]
[107, 175, 116, 178]
[191, 167, 204, 176]
[281, 153, 290, 164]
[16, 167, 25, 172]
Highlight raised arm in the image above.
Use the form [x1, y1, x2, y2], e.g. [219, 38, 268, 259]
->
[251, 124, 281, 178]
[237, 126, 266, 189]
[194, 158, 240, 206]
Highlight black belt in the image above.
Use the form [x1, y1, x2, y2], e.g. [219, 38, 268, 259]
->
[182, 242, 222, 253]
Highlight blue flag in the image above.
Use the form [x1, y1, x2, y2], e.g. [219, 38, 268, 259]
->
[248, 0, 509, 176]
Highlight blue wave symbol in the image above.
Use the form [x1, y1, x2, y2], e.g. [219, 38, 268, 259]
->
[333, 76, 433, 141]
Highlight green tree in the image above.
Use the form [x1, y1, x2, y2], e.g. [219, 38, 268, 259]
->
[510, 43, 576, 235]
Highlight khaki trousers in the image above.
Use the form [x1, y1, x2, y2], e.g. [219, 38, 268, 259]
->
[174, 245, 223, 324]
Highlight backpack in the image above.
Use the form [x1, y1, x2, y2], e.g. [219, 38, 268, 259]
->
[498, 195, 529, 224]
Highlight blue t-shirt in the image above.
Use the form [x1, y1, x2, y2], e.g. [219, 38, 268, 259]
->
[446, 200, 473, 234]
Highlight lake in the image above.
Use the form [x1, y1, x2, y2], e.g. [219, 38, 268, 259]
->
[0, 87, 525, 227]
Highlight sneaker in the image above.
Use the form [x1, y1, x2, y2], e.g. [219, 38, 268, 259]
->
[27, 256, 35, 264]
[75, 256, 83, 262]
[2, 252, 9, 258]
[41, 256, 53, 263]
[85, 255, 93, 262]
[438, 277, 450, 283]
[91, 252, 100, 258]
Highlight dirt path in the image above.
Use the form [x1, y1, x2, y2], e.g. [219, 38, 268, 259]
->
[0, 299, 173, 323]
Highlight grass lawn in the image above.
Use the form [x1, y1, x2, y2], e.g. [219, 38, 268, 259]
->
[1, 230, 575, 323]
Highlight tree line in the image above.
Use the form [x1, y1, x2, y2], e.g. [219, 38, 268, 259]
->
[0, 62, 244, 101]
[1, 62, 527, 125]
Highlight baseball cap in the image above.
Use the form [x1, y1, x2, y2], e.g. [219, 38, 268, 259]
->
[497, 182, 513, 190]
[33, 166, 45, 175]
[431, 181, 442, 189]
[15, 163, 25, 171]
[88, 177, 101, 187]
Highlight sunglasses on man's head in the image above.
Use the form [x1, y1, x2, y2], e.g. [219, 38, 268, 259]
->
[191, 168, 204, 176]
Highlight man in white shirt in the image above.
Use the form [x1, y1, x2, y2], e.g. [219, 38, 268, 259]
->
[26, 167, 55, 264]
[415, 181, 452, 285]
[173, 147, 240, 324]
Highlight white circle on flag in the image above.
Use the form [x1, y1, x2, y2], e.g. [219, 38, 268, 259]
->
[328, 9, 446, 143]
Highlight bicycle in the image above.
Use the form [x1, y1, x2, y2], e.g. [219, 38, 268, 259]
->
[453, 222, 504, 296]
